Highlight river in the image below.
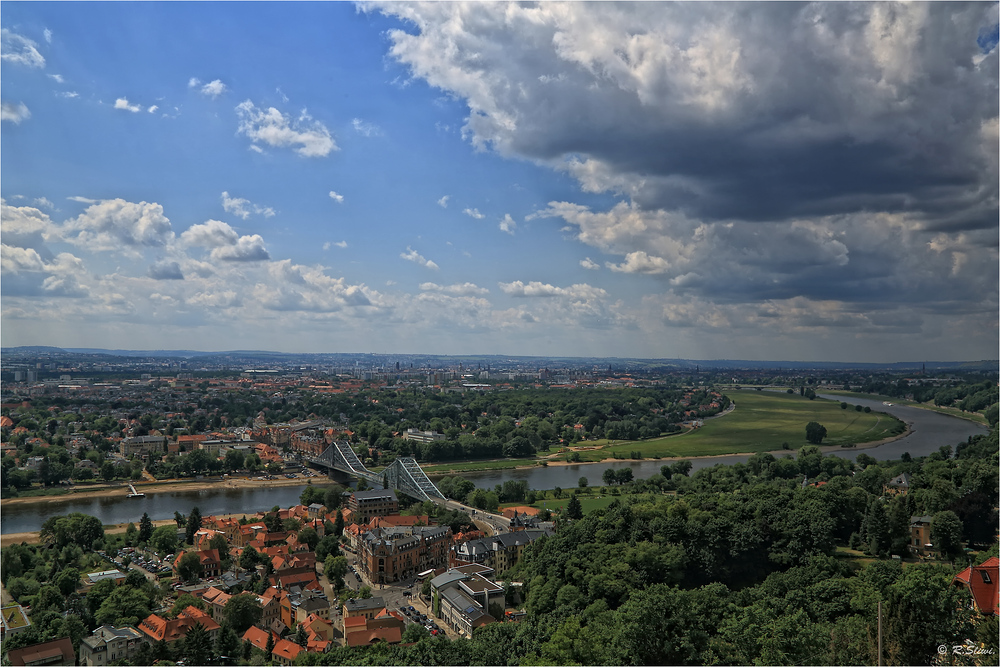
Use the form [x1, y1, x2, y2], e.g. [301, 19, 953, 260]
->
[1, 396, 987, 535]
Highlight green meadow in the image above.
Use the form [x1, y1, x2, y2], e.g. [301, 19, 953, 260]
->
[569, 390, 904, 461]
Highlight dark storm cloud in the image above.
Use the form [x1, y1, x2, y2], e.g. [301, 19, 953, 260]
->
[378, 1, 998, 327]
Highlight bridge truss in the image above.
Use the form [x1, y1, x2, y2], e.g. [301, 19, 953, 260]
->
[303, 441, 446, 502]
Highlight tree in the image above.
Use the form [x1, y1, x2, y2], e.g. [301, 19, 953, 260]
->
[182, 622, 212, 666]
[565, 494, 583, 520]
[95, 585, 152, 627]
[805, 421, 827, 445]
[55, 567, 80, 596]
[603, 468, 617, 486]
[177, 551, 203, 583]
[139, 512, 154, 543]
[578, 477, 588, 488]
[294, 623, 308, 646]
[225, 593, 264, 634]
[239, 545, 261, 572]
[403, 623, 429, 643]
[265, 631, 275, 656]
[174, 511, 187, 528]
[209, 533, 230, 560]
[615, 468, 633, 485]
[185, 507, 203, 545]
[150, 524, 179, 555]
[216, 624, 241, 660]
[171, 593, 207, 617]
[930, 510, 964, 563]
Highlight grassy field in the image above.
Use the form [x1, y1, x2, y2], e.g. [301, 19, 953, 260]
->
[567, 391, 904, 461]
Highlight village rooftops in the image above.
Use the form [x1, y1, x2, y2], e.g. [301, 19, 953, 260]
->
[344, 596, 386, 613]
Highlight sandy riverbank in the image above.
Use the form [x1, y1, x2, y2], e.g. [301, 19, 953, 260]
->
[0, 475, 342, 507]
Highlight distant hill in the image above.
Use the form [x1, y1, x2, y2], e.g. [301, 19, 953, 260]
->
[0, 346, 995, 371]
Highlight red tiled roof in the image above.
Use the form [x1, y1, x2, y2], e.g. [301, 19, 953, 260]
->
[345, 626, 402, 647]
[6, 637, 74, 667]
[271, 638, 303, 661]
[242, 626, 279, 652]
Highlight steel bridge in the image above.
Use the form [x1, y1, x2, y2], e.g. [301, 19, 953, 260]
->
[302, 441, 446, 502]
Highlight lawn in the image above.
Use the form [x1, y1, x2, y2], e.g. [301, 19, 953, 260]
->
[568, 391, 904, 461]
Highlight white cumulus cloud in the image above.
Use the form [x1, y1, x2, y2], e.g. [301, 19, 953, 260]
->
[235, 100, 337, 157]
[1, 102, 31, 124]
[114, 97, 141, 113]
[437, 195, 450, 208]
[329, 191, 344, 203]
[64, 199, 174, 252]
[400, 246, 439, 270]
[199, 79, 227, 98]
[463, 208, 485, 219]
[499, 214, 517, 235]
[580, 257, 600, 270]
[420, 282, 489, 296]
[221, 192, 275, 219]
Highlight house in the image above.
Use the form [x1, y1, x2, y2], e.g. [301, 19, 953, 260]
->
[885, 472, 912, 496]
[173, 549, 222, 579]
[241, 625, 279, 653]
[342, 597, 386, 633]
[343, 611, 404, 648]
[137, 606, 220, 646]
[78, 625, 144, 667]
[271, 638, 303, 666]
[5, 637, 75, 667]
[910, 516, 933, 553]
[953, 557, 999, 616]
[199, 586, 232, 622]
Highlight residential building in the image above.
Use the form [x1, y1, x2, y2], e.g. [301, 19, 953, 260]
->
[438, 586, 496, 638]
[78, 625, 144, 667]
[453, 530, 546, 572]
[953, 557, 999, 616]
[241, 626, 279, 653]
[910, 516, 933, 552]
[343, 611, 404, 648]
[137, 606, 220, 646]
[173, 549, 223, 579]
[430, 569, 504, 620]
[359, 525, 451, 584]
[342, 597, 386, 634]
[271, 639, 303, 666]
[400, 428, 446, 444]
[885, 472, 911, 496]
[119, 435, 166, 457]
[348, 489, 399, 523]
[6, 637, 75, 667]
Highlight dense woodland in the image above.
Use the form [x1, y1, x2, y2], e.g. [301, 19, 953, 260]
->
[296, 429, 1000, 666]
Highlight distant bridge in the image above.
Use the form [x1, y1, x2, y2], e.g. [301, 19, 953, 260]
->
[303, 441, 446, 502]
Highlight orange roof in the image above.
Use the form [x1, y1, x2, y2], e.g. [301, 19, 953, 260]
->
[271, 638, 303, 661]
[241, 625, 278, 651]
[502, 506, 540, 518]
[346, 626, 402, 647]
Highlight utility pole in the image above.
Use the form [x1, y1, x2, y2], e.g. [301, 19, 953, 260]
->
[877, 599, 882, 667]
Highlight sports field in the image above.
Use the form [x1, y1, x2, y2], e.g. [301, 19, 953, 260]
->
[572, 390, 905, 460]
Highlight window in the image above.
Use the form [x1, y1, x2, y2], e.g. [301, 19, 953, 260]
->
[979, 569, 992, 584]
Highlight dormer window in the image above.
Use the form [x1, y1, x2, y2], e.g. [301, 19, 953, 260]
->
[979, 569, 992, 584]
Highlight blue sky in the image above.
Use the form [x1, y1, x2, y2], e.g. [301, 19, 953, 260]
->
[2, 2, 998, 362]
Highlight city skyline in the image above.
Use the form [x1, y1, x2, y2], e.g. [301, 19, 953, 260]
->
[2, 2, 998, 363]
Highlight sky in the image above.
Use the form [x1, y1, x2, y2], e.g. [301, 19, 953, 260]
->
[1, 2, 998, 363]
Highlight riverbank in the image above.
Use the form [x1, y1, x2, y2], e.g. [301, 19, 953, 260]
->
[0, 475, 341, 507]
[0, 512, 255, 549]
